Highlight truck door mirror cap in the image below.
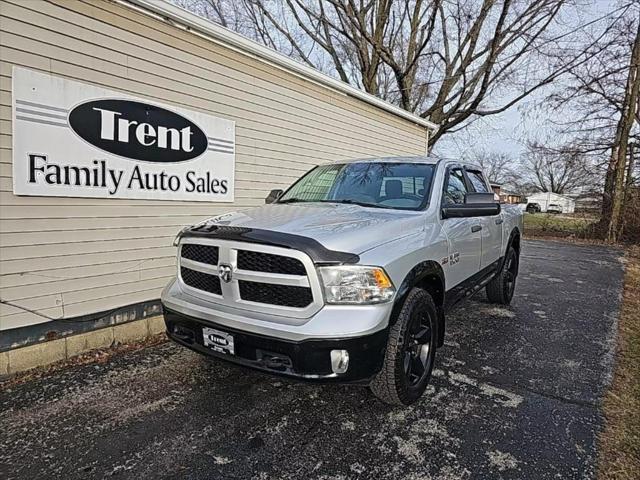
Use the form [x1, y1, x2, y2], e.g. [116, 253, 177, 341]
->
[265, 189, 284, 204]
[442, 193, 501, 218]
[464, 192, 497, 204]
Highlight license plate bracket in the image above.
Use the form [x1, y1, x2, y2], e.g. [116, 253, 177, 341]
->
[202, 327, 235, 355]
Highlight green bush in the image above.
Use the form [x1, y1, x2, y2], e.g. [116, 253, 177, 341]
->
[524, 213, 599, 239]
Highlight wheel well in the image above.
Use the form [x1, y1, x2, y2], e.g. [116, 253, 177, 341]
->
[416, 273, 446, 347]
[416, 273, 444, 309]
[510, 230, 521, 256]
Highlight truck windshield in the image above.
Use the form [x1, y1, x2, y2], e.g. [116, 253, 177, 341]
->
[278, 162, 435, 210]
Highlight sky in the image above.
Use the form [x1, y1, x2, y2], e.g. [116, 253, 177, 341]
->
[435, 105, 528, 159]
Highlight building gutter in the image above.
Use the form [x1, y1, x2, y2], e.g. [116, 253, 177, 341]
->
[118, 0, 438, 138]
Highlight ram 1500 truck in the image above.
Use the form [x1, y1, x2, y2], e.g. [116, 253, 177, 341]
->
[161, 157, 523, 405]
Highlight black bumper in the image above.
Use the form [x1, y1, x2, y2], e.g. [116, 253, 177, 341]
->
[163, 308, 388, 384]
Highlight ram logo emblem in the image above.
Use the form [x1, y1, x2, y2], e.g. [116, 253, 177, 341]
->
[218, 264, 233, 283]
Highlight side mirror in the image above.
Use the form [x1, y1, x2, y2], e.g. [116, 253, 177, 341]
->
[441, 192, 500, 218]
[464, 192, 497, 204]
[265, 189, 284, 204]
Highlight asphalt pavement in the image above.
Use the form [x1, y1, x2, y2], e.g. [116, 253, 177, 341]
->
[0, 240, 625, 480]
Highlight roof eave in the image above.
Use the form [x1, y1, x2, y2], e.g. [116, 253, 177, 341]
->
[120, 0, 438, 132]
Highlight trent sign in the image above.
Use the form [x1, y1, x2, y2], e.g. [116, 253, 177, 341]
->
[12, 67, 235, 202]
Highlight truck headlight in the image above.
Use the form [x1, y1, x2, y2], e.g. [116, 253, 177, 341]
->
[317, 266, 395, 304]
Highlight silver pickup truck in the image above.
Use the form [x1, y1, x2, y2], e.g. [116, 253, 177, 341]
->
[161, 157, 523, 405]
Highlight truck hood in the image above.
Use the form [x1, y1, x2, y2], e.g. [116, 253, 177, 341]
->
[198, 203, 425, 255]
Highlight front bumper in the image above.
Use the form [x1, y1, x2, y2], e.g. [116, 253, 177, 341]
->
[163, 308, 388, 383]
[161, 278, 393, 341]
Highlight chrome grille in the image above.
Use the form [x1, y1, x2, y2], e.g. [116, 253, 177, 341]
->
[178, 240, 322, 317]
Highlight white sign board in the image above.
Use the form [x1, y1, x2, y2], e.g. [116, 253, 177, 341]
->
[12, 67, 235, 202]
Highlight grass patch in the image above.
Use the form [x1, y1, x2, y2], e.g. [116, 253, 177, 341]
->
[598, 245, 640, 480]
[524, 213, 599, 240]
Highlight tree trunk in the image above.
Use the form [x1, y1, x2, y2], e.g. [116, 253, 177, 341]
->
[619, 142, 636, 239]
[601, 21, 640, 242]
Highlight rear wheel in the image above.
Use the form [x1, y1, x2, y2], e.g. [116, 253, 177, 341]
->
[486, 246, 518, 305]
[370, 288, 438, 406]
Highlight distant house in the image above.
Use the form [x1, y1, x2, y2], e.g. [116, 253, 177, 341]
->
[526, 192, 576, 213]
[491, 184, 524, 204]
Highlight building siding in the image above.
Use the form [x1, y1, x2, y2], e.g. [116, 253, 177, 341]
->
[0, 0, 429, 332]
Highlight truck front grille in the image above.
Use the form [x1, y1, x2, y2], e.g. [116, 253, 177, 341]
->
[237, 250, 306, 275]
[238, 280, 313, 308]
[178, 240, 321, 316]
[180, 267, 221, 295]
[181, 244, 219, 265]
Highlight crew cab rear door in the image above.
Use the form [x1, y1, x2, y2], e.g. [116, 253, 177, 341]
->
[465, 168, 503, 268]
[440, 166, 482, 289]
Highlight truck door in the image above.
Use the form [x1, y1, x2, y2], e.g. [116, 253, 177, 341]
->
[465, 168, 502, 268]
[440, 167, 482, 289]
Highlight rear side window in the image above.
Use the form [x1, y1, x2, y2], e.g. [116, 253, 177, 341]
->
[467, 170, 489, 193]
[444, 168, 468, 205]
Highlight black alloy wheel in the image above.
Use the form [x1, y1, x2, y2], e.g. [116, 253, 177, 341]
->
[504, 250, 518, 301]
[370, 287, 438, 406]
[486, 246, 519, 305]
[404, 308, 433, 387]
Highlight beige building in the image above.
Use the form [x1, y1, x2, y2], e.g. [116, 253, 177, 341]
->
[0, 0, 435, 358]
[491, 184, 524, 205]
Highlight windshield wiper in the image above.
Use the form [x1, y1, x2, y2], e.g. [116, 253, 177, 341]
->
[319, 199, 391, 209]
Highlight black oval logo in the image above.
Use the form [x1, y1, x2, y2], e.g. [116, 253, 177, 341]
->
[68, 99, 208, 162]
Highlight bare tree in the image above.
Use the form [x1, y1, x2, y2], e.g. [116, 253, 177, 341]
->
[533, 2, 639, 240]
[545, 8, 639, 159]
[177, 0, 624, 148]
[177, 0, 256, 36]
[519, 142, 596, 194]
[465, 149, 518, 186]
[601, 19, 640, 241]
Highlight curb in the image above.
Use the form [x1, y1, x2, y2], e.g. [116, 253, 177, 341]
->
[0, 316, 166, 376]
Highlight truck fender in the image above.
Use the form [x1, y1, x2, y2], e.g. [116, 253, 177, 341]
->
[390, 261, 446, 347]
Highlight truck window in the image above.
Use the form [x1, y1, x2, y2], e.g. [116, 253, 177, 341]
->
[466, 170, 489, 193]
[444, 168, 467, 205]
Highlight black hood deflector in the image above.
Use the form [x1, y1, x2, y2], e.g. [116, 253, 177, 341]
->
[181, 224, 360, 265]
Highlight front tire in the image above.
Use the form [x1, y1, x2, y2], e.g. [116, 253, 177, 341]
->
[486, 246, 518, 304]
[370, 288, 438, 406]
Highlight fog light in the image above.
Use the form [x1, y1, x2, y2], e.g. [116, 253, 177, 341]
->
[330, 349, 349, 374]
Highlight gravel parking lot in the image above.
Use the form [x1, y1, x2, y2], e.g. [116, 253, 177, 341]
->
[0, 240, 625, 480]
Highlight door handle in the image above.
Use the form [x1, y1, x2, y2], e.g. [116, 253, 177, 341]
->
[495, 218, 504, 225]
[471, 225, 482, 233]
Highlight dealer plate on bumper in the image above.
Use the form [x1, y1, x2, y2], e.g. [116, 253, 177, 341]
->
[202, 327, 235, 355]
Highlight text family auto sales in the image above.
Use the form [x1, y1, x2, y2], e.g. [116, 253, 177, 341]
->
[28, 155, 229, 196]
